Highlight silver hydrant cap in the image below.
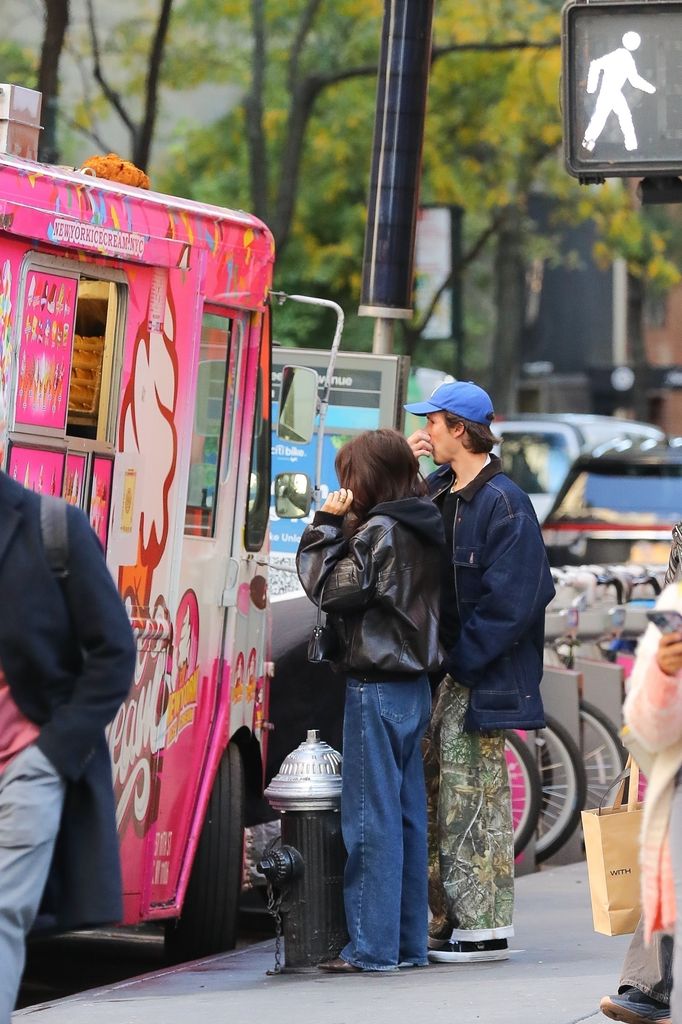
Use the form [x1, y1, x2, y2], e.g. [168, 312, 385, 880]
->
[264, 729, 342, 811]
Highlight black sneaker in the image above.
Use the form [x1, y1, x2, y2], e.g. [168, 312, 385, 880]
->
[428, 938, 509, 963]
[599, 987, 671, 1024]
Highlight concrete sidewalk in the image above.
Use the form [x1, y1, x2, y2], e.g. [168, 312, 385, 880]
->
[15, 862, 632, 1024]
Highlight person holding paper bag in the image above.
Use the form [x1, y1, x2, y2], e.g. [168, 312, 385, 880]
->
[623, 582, 682, 1024]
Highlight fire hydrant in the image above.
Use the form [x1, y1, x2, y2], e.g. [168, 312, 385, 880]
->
[258, 729, 347, 972]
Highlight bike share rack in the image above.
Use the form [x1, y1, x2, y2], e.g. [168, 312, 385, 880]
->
[513, 564, 666, 871]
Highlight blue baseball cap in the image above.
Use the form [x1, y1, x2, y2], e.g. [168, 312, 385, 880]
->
[404, 380, 494, 425]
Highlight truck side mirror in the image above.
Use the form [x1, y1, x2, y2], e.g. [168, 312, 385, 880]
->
[277, 366, 317, 443]
[274, 472, 312, 519]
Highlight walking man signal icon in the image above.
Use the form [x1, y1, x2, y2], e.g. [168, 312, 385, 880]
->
[581, 32, 656, 153]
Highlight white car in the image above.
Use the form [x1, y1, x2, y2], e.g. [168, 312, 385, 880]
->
[495, 413, 665, 522]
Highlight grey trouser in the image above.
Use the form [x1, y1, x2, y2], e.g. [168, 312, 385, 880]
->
[619, 919, 673, 1006]
[0, 744, 65, 1023]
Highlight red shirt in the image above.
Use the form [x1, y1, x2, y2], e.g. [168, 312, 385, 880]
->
[0, 668, 40, 773]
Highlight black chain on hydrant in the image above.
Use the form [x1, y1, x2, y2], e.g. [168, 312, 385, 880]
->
[257, 840, 304, 975]
[264, 877, 285, 975]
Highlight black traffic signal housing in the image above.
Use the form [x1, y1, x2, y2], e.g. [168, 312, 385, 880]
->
[562, 0, 682, 184]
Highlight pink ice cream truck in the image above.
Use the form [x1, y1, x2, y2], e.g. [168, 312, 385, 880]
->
[0, 144, 318, 960]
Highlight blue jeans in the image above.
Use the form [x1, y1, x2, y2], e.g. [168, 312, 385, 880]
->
[340, 674, 431, 971]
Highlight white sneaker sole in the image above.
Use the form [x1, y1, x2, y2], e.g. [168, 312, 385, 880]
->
[428, 949, 510, 964]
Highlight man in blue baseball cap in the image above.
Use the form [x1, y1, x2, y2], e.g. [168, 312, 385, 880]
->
[405, 380, 554, 964]
[404, 379, 495, 426]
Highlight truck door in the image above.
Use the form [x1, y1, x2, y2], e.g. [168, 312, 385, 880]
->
[141, 306, 256, 917]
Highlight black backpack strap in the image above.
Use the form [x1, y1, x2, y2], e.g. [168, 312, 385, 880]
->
[40, 494, 69, 580]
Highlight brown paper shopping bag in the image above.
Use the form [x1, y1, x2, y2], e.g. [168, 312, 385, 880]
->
[581, 757, 643, 936]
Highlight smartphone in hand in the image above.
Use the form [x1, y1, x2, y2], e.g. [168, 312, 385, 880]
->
[646, 609, 682, 635]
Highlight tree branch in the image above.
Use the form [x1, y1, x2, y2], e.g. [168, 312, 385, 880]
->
[306, 36, 560, 92]
[271, 78, 317, 251]
[270, 33, 559, 256]
[272, 0, 324, 249]
[134, 0, 174, 169]
[413, 209, 509, 336]
[432, 37, 559, 59]
[288, 0, 324, 93]
[86, 0, 136, 136]
[61, 113, 110, 154]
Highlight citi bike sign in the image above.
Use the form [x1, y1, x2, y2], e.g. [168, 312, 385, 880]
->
[562, 0, 682, 178]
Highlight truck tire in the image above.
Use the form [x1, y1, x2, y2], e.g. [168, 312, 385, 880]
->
[165, 742, 245, 962]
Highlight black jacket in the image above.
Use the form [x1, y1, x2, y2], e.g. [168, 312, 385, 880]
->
[296, 497, 444, 678]
[0, 472, 135, 929]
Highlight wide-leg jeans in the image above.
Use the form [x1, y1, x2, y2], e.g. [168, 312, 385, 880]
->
[340, 674, 431, 971]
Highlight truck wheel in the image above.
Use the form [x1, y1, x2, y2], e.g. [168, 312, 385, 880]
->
[165, 742, 245, 962]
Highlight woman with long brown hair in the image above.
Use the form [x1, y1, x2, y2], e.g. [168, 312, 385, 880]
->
[296, 428, 443, 973]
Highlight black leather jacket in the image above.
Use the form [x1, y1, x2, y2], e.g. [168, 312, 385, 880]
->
[296, 497, 444, 679]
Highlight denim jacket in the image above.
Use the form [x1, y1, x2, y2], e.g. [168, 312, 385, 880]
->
[427, 456, 555, 731]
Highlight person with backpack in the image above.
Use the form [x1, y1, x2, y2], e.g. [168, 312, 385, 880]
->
[0, 391, 135, 1021]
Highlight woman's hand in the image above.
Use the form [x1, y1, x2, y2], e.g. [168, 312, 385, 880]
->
[656, 632, 682, 676]
[407, 429, 433, 460]
[320, 487, 354, 516]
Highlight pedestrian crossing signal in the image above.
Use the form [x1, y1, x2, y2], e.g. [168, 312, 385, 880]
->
[562, 0, 682, 181]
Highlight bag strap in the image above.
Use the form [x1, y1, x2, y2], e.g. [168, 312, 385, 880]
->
[315, 577, 330, 627]
[40, 494, 69, 580]
[606, 755, 640, 814]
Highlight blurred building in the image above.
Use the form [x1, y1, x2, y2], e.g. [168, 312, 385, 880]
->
[519, 194, 682, 434]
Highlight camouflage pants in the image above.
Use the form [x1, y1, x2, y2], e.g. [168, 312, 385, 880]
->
[424, 676, 514, 940]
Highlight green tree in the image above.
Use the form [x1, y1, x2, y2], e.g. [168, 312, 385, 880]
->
[0, 41, 37, 90]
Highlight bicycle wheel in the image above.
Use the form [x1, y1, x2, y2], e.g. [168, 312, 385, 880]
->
[534, 714, 587, 864]
[504, 730, 542, 857]
[579, 700, 627, 810]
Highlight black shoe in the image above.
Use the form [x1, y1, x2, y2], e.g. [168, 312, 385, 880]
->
[599, 987, 671, 1024]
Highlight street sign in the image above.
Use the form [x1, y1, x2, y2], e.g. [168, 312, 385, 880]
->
[562, 0, 682, 178]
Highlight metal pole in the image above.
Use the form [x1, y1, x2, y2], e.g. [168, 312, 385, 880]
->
[358, 0, 436, 349]
[372, 318, 394, 355]
[612, 257, 628, 366]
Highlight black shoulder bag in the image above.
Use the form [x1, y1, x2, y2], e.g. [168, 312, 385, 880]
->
[308, 581, 339, 664]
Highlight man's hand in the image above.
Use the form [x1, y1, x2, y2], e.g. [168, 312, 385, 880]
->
[407, 429, 433, 460]
[656, 632, 682, 676]
[320, 487, 353, 516]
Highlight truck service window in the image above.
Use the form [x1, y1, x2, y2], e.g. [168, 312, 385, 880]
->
[67, 278, 122, 442]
